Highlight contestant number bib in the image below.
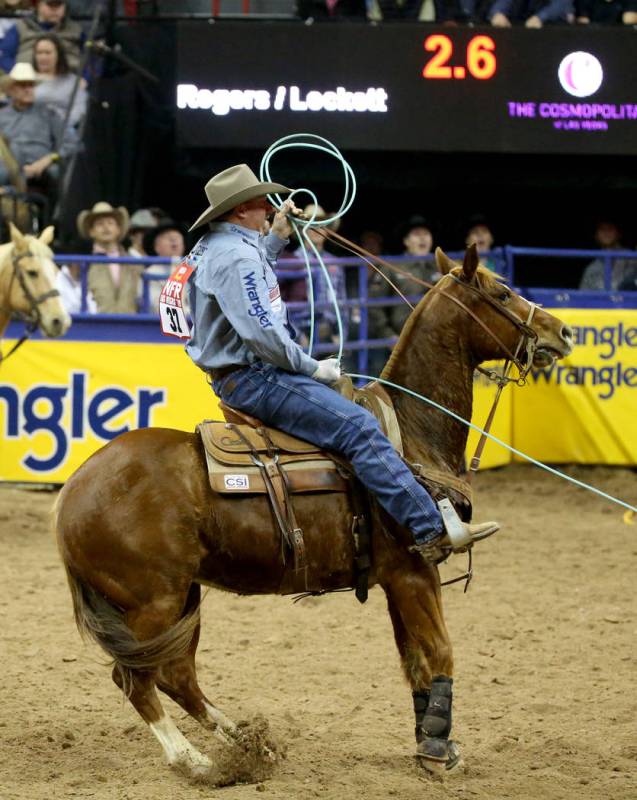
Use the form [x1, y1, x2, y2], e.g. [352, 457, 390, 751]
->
[159, 261, 193, 339]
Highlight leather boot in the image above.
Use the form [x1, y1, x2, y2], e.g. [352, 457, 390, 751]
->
[410, 498, 499, 564]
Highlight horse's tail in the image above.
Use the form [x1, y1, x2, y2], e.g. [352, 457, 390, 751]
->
[53, 496, 200, 695]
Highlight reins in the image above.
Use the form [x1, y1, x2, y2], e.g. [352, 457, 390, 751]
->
[0, 247, 60, 366]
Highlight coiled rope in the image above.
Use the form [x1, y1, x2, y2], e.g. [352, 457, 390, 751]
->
[259, 134, 636, 516]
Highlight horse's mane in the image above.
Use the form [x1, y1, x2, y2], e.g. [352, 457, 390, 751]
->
[380, 264, 503, 379]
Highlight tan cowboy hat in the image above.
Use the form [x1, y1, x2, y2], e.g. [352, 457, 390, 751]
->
[302, 203, 341, 232]
[76, 201, 130, 240]
[189, 164, 292, 232]
[1, 62, 42, 91]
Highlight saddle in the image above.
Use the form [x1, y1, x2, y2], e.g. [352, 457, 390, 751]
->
[196, 376, 473, 599]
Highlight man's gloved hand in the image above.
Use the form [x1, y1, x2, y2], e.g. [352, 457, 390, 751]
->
[312, 358, 341, 384]
[271, 199, 303, 240]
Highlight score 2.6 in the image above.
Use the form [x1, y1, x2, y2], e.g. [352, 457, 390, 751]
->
[423, 34, 496, 80]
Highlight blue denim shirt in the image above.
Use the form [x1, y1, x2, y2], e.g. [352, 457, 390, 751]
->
[185, 222, 320, 377]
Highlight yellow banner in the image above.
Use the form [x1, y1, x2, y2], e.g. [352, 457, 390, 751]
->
[0, 340, 223, 483]
[1, 308, 635, 483]
[513, 309, 637, 464]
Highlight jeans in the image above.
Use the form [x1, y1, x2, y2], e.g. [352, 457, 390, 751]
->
[213, 363, 443, 544]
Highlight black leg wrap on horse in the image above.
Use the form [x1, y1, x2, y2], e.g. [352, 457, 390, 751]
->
[421, 675, 453, 740]
[412, 689, 430, 744]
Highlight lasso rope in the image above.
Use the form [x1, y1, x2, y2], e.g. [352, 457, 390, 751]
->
[260, 134, 352, 360]
[348, 373, 637, 515]
[259, 134, 636, 517]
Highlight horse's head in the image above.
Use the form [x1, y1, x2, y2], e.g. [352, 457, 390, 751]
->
[4, 223, 71, 338]
[435, 245, 573, 373]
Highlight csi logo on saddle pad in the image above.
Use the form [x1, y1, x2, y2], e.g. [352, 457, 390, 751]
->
[223, 474, 250, 490]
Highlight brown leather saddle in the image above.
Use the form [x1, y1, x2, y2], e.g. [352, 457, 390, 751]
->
[196, 376, 472, 599]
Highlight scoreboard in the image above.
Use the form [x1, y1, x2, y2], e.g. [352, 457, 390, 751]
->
[176, 22, 637, 155]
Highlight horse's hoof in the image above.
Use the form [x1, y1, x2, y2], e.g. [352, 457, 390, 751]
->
[416, 738, 462, 775]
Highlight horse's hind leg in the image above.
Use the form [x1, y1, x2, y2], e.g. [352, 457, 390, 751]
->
[383, 565, 459, 775]
[112, 595, 213, 777]
[155, 584, 240, 746]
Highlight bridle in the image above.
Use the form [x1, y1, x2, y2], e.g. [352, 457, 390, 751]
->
[0, 246, 61, 365]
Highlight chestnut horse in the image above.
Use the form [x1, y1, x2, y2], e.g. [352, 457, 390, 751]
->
[54, 246, 573, 779]
[0, 222, 70, 344]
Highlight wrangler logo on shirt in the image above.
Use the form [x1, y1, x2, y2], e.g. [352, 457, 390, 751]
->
[243, 271, 273, 329]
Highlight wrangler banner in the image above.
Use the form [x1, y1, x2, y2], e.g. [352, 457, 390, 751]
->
[0, 308, 635, 483]
[512, 308, 637, 465]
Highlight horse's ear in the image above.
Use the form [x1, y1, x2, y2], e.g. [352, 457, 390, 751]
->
[435, 247, 455, 275]
[462, 243, 479, 281]
[39, 225, 55, 246]
[9, 222, 28, 252]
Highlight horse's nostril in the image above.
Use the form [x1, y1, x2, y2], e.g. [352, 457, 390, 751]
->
[561, 324, 573, 341]
[51, 317, 63, 333]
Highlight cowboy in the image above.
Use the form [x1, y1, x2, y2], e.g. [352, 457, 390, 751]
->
[76, 201, 144, 314]
[185, 164, 499, 563]
[0, 61, 77, 189]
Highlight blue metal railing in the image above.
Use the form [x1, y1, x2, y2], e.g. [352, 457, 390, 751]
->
[53, 248, 637, 378]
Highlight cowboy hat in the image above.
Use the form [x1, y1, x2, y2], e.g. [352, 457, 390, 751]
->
[143, 218, 187, 256]
[1, 62, 41, 90]
[77, 201, 130, 240]
[189, 164, 292, 232]
[301, 203, 341, 232]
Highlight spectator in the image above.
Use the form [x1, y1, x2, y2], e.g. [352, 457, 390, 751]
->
[32, 33, 87, 128]
[127, 207, 161, 257]
[76, 201, 143, 314]
[56, 262, 98, 314]
[142, 218, 187, 313]
[367, 215, 439, 375]
[0, 0, 85, 75]
[465, 214, 497, 271]
[576, 0, 637, 23]
[297, 0, 366, 19]
[489, 0, 573, 27]
[279, 203, 348, 349]
[368, 0, 442, 19]
[359, 229, 384, 257]
[579, 219, 636, 290]
[0, 62, 77, 194]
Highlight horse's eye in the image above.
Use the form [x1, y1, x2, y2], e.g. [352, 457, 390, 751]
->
[499, 291, 510, 303]
[27, 270, 38, 279]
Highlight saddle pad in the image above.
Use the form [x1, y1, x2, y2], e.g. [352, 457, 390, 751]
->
[199, 420, 323, 466]
[197, 422, 349, 494]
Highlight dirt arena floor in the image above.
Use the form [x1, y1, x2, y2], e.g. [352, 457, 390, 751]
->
[1, 464, 635, 800]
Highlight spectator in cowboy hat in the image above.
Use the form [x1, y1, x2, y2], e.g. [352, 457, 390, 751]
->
[0, 61, 77, 191]
[0, 0, 85, 75]
[367, 214, 439, 375]
[77, 201, 144, 314]
[142, 218, 188, 313]
[127, 207, 163, 257]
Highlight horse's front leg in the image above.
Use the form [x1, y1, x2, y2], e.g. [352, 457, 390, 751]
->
[382, 561, 460, 775]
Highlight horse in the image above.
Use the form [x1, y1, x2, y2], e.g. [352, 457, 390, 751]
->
[54, 244, 573, 781]
[0, 222, 71, 345]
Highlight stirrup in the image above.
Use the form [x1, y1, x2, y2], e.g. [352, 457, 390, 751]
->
[411, 499, 500, 564]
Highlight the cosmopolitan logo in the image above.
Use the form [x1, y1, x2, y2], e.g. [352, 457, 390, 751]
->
[558, 52, 603, 98]
[507, 51, 636, 132]
[177, 84, 388, 116]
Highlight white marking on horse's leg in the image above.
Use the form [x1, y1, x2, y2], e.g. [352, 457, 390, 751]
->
[202, 699, 238, 735]
[149, 713, 212, 775]
[202, 700, 274, 760]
